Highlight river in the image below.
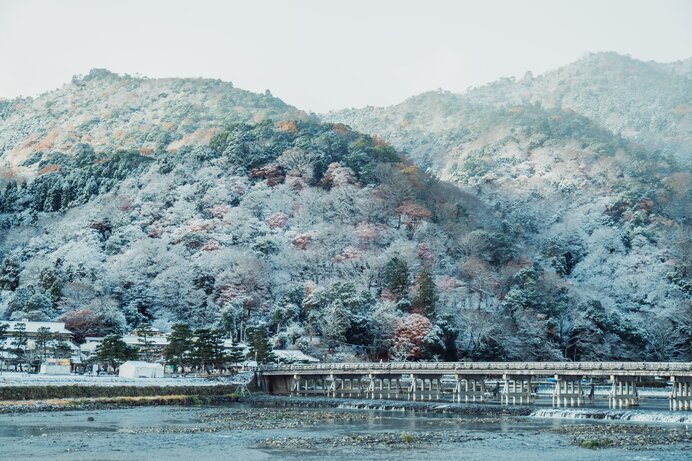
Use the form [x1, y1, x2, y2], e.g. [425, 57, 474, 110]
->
[0, 399, 690, 460]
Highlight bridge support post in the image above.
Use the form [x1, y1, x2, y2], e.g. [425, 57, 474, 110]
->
[552, 376, 584, 407]
[502, 375, 533, 405]
[670, 377, 692, 411]
[609, 376, 639, 409]
[291, 374, 300, 396]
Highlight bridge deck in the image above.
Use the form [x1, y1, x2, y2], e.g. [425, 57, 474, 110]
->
[259, 362, 692, 378]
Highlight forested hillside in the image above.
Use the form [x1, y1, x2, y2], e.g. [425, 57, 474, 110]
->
[325, 53, 691, 361]
[0, 68, 310, 177]
[0, 56, 690, 362]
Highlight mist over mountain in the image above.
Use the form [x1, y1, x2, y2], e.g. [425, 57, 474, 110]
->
[0, 53, 689, 362]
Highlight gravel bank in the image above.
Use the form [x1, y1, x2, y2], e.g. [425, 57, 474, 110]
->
[552, 423, 692, 449]
[0, 394, 238, 414]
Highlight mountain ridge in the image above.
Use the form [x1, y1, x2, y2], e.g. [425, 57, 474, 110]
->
[0, 52, 689, 362]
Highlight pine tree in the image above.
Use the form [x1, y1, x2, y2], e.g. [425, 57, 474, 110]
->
[134, 322, 156, 362]
[413, 266, 438, 318]
[164, 323, 193, 371]
[192, 328, 226, 373]
[10, 323, 28, 369]
[53, 340, 73, 359]
[96, 334, 137, 371]
[0, 323, 8, 373]
[382, 256, 409, 301]
[246, 327, 276, 364]
[227, 343, 245, 365]
[35, 327, 53, 361]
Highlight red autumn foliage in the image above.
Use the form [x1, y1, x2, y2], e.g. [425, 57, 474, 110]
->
[291, 233, 312, 250]
[392, 314, 433, 360]
[265, 212, 288, 229]
[59, 309, 116, 343]
[250, 163, 285, 186]
[396, 201, 432, 232]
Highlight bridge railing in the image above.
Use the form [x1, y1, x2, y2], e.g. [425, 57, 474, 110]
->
[258, 361, 692, 374]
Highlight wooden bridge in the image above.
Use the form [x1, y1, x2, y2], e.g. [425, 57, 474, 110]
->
[258, 362, 692, 411]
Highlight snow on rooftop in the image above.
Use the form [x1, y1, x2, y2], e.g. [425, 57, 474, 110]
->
[122, 335, 169, 346]
[1, 321, 73, 335]
[121, 361, 163, 368]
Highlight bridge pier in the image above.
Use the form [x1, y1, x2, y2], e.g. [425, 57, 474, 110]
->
[552, 376, 583, 407]
[609, 375, 639, 409]
[453, 375, 487, 403]
[502, 375, 534, 405]
[670, 377, 692, 411]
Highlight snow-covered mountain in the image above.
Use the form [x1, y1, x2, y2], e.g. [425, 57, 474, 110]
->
[0, 54, 689, 362]
[0, 68, 311, 177]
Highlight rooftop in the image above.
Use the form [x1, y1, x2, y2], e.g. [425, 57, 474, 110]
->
[0, 321, 73, 336]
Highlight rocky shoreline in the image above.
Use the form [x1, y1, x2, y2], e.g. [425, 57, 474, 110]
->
[551, 423, 692, 450]
[0, 394, 238, 414]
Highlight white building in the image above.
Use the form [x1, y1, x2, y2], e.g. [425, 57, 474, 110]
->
[1, 320, 74, 341]
[40, 358, 72, 375]
[119, 361, 164, 378]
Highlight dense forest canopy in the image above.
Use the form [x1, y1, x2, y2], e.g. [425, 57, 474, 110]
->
[1, 53, 690, 362]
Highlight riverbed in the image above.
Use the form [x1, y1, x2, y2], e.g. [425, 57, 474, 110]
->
[0, 400, 690, 460]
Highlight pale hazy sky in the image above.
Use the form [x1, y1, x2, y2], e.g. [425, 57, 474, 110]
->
[1, 0, 691, 112]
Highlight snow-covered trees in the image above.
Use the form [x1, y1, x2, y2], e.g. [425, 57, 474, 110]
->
[303, 282, 373, 346]
[0, 92, 687, 365]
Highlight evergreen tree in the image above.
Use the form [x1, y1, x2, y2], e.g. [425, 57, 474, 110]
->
[53, 340, 73, 359]
[164, 323, 194, 370]
[25, 293, 54, 320]
[192, 328, 226, 373]
[134, 322, 156, 362]
[246, 327, 276, 364]
[96, 334, 137, 370]
[227, 342, 246, 365]
[0, 181, 19, 212]
[0, 323, 8, 373]
[382, 256, 409, 301]
[412, 266, 438, 318]
[0, 256, 21, 291]
[10, 322, 28, 369]
[35, 327, 53, 361]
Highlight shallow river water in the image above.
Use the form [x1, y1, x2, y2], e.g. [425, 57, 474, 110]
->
[1, 402, 691, 461]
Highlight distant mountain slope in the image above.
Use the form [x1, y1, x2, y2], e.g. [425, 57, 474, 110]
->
[327, 53, 692, 157]
[465, 53, 692, 148]
[0, 69, 310, 176]
[325, 53, 691, 357]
